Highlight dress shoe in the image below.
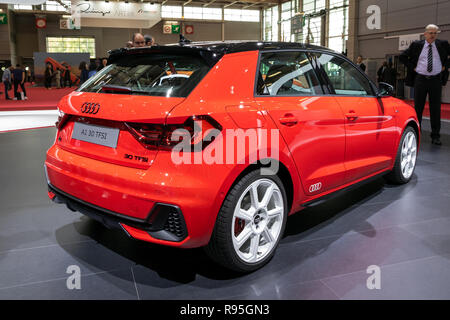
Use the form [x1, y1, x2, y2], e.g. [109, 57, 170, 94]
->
[432, 138, 442, 145]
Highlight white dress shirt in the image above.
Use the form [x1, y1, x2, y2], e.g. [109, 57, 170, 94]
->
[416, 41, 442, 76]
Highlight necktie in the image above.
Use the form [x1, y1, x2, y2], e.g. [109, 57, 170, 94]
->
[427, 44, 433, 72]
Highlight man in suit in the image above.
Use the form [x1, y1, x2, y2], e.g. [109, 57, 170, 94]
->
[400, 24, 450, 145]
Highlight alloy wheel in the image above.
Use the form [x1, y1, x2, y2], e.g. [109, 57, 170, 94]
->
[400, 131, 417, 179]
[231, 178, 284, 264]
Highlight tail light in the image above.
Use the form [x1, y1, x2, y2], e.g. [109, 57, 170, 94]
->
[125, 115, 222, 151]
[55, 110, 70, 130]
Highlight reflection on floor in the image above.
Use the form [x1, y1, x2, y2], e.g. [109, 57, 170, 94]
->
[0, 110, 59, 132]
[0, 120, 449, 299]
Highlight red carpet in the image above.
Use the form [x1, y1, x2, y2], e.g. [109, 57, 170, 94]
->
[405, 100, 450, 120]
[0, 84, 74, 111]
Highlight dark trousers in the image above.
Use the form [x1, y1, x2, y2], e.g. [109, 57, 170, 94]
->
[45, 77, 52, 89]
[65, 76, 72, 88]
[3, 81, 10, 99]
[13, 80, 27, 98]
[414, 75, 442, 139]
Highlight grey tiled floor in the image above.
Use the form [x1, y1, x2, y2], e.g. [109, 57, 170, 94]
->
[0, 119, 449, 299]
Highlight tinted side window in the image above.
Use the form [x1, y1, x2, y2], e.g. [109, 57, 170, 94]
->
[257, 51, 322, 96]
[313, 53, 373, 96]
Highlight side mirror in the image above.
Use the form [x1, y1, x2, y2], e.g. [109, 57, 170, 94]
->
[378, 82, 395, 97]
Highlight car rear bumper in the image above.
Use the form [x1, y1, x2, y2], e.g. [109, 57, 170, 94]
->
[48, 183, 188, 243]
[45, 144, 228, 248]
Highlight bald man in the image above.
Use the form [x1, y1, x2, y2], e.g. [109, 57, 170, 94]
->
[132, 33, 145, 47]
[400, 24, 450, 145]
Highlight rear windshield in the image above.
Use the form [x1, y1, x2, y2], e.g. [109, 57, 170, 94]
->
[78, 54, 212, 98]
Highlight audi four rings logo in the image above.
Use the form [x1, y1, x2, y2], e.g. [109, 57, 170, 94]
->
[80, 102, 100, 114]
[309, 182, 322, 193]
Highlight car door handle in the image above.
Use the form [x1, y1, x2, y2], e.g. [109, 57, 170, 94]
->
[279, 114, 298, 126]
[345, 111, 358, 121]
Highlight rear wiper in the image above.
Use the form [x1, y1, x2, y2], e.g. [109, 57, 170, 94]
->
[100, 85, 147, 95]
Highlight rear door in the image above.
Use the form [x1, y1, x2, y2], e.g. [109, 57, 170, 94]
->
[255, 50, 346, 196]
[311, 52, 397, 183]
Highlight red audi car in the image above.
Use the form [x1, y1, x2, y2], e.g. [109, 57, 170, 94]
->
[45, 41, 419, 272]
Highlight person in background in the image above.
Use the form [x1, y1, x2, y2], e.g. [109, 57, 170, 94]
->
[2, 65, 13, 100]
[377, 61, 388, 83]
[385, 61, 397, 87]
[126, 41, 133, 48]
[95, 58, 102, 72]
[60, 64, 66, 88]
[44, 63, 53, 89]
[88, 62, 97, 78]
[23, 66, 29, 82]
[79, 61, 89, 84]
[356, 55, 366, 72]
[144, 34, 155, 46]
[400, 24, 450, 146]
[64, 64, 72, 88]
[12, 64, 27, 100]
[132, 33, 146, 47]
[55, 68, 61, 89]
[26, 68, 32, 83]
[96, 58, 108, 72]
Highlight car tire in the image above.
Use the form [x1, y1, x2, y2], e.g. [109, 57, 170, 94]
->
[205, 169, 288, 272]
[385, 126, 418, 184]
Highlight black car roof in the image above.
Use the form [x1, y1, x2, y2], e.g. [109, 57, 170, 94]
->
[108, 40, 337, 59]
[168, 40, 338, 54]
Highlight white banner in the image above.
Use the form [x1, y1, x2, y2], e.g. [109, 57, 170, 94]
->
[399, 34, 421, 51]
[71, 0, 161, 28]
[71, 0, 160, 20]
[0, 0, 46, 4]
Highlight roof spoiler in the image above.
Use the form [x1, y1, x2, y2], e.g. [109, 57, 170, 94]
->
[107, 45, 222, 68]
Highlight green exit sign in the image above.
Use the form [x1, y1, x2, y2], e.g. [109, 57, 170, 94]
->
[171, 24, 180, 34]
[0, 13, 7, 25]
